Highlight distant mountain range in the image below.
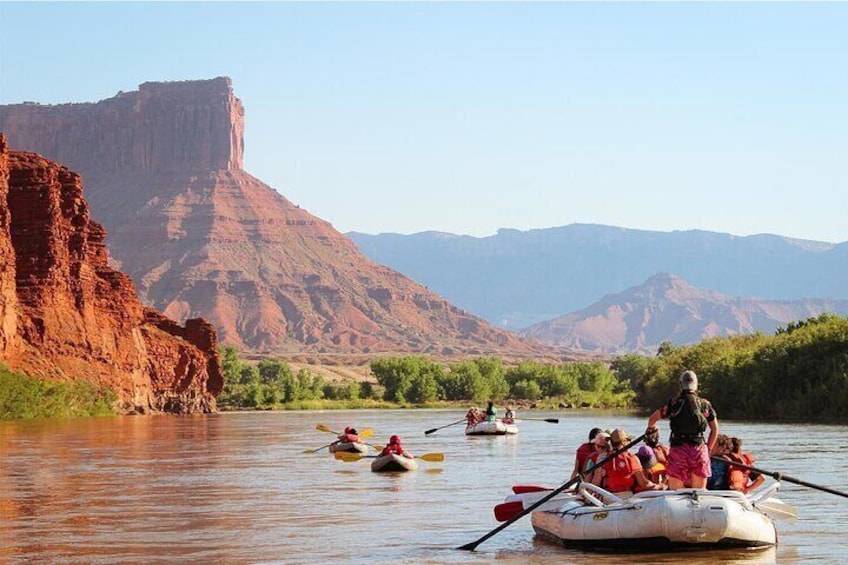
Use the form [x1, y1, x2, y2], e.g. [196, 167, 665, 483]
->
[522, 273, 848, 354]
[348, 225, 848, 331]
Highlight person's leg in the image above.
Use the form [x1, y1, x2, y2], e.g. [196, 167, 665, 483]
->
[667, 476, 685, 490]
[689, 443, 711, 489]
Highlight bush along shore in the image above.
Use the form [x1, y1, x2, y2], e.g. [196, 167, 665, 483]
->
[0, 363, 117, 420]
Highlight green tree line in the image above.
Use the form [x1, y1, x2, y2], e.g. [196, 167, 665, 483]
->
[217, 348, 635, 410]
[612, 313, 848, 423]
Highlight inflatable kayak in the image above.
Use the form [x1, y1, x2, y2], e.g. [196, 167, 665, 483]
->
[329, 441, 369, 454]
[370, 453, 419, 472]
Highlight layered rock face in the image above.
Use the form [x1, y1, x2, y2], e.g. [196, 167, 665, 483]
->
[0, 136, 222, 413]
[1, 79, 548, 357]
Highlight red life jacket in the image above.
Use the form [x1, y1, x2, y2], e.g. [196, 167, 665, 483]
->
[381, 443, 404, 456]
[605, 451, 641, 493]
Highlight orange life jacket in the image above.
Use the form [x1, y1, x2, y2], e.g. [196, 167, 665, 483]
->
[605, 451, 641, 493]
[728, 453, 754, 492]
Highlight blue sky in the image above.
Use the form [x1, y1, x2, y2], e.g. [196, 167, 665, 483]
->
[1, 2, 846, 243]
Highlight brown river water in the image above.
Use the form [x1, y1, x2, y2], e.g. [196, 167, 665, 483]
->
[1, 409, 846, 564]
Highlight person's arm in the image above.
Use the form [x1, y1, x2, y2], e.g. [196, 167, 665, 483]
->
[633, 469, 660, 490]
[748, 473, 765, 492]
[706, 417, 719, 452]
[647, 407, 663, 430]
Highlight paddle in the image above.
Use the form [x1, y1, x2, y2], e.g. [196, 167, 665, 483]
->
[302, 441, 337, 454]
[316, 424, 374, 438]
[334, 451, 445, 462]
[458, 432, 647, 551]
[516, 418, 559, 424]
[712, 456, 848, 500]
[424, 418, 466, 435]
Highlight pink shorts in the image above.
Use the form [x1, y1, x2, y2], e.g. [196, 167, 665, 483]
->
[666, 443, 711, 482]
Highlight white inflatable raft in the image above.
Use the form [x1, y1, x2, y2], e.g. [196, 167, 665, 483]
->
[329, 441, 369, 454]
[465, 420, 519, 436]
[530, 482, 778, 551]
[370, 453, 419, 472]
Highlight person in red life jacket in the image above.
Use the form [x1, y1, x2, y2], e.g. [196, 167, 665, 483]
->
[381, 435, 414, 458]
[727, 437, 765, 493]
[465, 407, 482, 426]
[337, 426, 360, 444]
[647, 370, 719, 491]
[590, 429, 663, 494]
[570, 427, 605, 479]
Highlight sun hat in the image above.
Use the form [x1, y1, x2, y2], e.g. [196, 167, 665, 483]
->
[609, 428, 630, 446]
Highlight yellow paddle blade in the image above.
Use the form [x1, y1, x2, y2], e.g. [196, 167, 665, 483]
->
[316, 424, 373, 437]
[419, 453, 444, 462]
[334, 452, 366, 462]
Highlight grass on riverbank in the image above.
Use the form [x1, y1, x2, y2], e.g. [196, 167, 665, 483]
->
[0, 364, 117, 420]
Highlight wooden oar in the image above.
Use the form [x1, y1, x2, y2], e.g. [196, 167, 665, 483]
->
[315, 424, 373, 438]
[335, 451, 445, 462]
[711, 456, 848, 500]
[458, 432, 647, 551]
[424, 418, 466, 435]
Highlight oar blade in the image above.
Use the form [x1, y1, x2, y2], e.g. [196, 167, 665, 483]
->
[756, 499, 798, 520]
[424, 428, 439, 435]
[419, 453, 444, 462]
[359, 429, 373, 438]
[545, 418, 559, 424]
[493, 500, 524, 522]
[316, 424, 334, 433]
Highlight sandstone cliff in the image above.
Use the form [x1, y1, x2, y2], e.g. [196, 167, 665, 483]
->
[1, 79, 551, 358]
[0, 135, 223, 413]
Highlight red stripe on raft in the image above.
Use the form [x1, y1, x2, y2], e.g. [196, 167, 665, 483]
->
[512, 485, 553, 494]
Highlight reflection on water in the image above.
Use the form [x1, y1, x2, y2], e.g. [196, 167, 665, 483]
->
[1, 410, 846, 564]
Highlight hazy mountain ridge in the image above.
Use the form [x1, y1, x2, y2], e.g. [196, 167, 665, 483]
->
[349, 224, 848, 330]
[521, 273, 848, 354]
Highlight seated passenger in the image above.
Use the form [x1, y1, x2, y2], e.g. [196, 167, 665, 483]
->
[503, 405, 516, 424]
[381, 435, 414, 459]
[707, 434, 731, 490]
[637, 445, 667, 485]
[591, 429, 663, 494]
[727, 437, 765, 493]
[337, 426, 359, 443]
